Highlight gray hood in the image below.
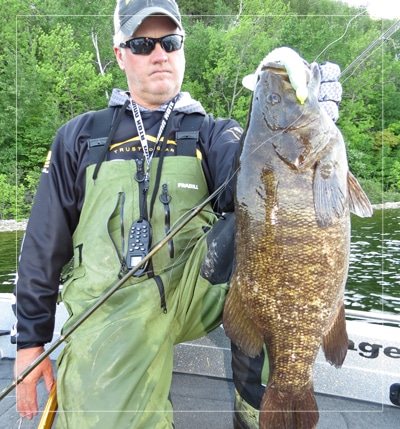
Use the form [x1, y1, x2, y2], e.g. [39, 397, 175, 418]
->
[108, 89, 206, 115]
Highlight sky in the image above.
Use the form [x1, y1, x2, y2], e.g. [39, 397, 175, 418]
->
[339, 0, 400, 20]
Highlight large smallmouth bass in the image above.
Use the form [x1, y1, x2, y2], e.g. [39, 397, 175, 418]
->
[223, 50, 373, 429]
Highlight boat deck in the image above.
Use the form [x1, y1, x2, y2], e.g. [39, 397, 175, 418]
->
[1, 358, 399, 429]
[1, 295, 399, 428]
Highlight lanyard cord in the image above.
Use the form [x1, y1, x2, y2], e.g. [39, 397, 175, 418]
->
[130, 98, 177, 221]
[149, 111, 176, 219]
[130, 97, 177, 184]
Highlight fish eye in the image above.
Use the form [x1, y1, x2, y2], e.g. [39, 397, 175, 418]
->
[267, 93, 281, 105]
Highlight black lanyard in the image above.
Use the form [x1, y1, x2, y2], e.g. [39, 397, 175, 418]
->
[130, 97, 176, 187]
[131, 98, 177, 222]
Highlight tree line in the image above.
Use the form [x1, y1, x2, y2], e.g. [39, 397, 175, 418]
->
[0, 0, 399, 219]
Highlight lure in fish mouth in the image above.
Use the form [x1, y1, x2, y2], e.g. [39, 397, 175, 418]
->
[256, 62, 321, 132]
[243, 47, 323, 131]
[243, 46, 309, 104]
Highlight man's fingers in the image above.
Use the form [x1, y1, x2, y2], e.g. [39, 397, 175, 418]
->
[16, 380, 39, 419]
[14, 347, 54, 419]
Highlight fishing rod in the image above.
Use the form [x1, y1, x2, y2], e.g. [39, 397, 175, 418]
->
[0, 177, 231, 402]
[340, 19, 400, 78]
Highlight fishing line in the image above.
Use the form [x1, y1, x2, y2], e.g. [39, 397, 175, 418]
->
[340, 19, 400, 79]
[340, 47, 381, 84]
[314, 10, 368, 63]
[313, 11, 400, 83]
[14, 418, 23, 429]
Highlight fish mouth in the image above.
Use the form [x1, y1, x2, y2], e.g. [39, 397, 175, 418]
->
[257, 63, 320, 131]
[262, 62, 293, 80]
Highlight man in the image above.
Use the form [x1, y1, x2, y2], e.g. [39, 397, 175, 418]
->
[14, 1, 240, 427]
[13, 1, 341, 428]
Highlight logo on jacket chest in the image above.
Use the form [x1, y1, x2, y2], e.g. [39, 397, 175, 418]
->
[109, 139, 177, 160]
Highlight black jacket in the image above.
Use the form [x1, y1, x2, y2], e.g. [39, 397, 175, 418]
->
[14, 94, 242, 348]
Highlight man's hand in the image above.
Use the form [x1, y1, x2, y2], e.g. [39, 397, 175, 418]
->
[14, 347, 55, 420]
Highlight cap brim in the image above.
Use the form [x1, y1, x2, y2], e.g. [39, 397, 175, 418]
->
[121, 7, 182, 36]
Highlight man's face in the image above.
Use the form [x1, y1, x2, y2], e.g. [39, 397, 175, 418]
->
[114, 15, 185, 109]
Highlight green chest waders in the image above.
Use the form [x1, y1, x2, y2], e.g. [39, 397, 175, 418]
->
[55, 156, 229, 429]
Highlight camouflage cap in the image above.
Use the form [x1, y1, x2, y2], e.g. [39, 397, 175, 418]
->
[115, 0, 182, 37]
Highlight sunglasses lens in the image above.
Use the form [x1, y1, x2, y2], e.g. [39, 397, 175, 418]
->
[124, 35, 183, 55]
[161, 35, 183, 52]
[129, 37, 155, 55]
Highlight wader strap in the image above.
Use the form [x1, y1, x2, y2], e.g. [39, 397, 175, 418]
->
[88, 109, 204, 168]
[87, 108, 115, 165]
[89, 99, 130, 180]
[175, 113, 204, 157]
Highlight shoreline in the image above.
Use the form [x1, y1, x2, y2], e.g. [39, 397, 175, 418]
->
[0, 219, 28, 232]
[0, 202, 399, 233]
[370, 201, 400, 210]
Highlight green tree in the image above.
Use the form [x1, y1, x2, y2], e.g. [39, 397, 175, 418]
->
[0, 0, 45, 177]
[35, 24, 112, 121]
[184, 0, 289, 124]
[1, 0, 399, 220]
[180, 0, 240, 22]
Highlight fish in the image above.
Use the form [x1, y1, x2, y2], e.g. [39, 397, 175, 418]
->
[223, 49, 373, 429]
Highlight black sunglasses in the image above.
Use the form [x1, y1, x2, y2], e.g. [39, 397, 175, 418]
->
[119, 34, 184, 55]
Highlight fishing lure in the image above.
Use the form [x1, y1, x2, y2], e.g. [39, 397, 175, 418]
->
[242, 46, 308, 104]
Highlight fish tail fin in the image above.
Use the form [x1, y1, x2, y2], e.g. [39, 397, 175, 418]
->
[348, 171, 373, 218]
[259, 383, 319, 429]
[322, 302, 348, 368]
[223, 282, 264, 357]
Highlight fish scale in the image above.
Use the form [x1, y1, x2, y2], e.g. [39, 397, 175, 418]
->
[223, 51, 372, 429]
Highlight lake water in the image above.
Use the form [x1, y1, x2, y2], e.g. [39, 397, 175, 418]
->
[346, 207, 400, 316]
[0, 230, 24, 293]
[1, 208, 399, 316]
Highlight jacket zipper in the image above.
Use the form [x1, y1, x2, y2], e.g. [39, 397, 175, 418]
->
[107, 192, 129, 278]
[154, 276, 167, 314]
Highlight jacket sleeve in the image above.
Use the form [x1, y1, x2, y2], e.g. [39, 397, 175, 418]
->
[199, 115, 243, 213]
[14, 114, 91, 348]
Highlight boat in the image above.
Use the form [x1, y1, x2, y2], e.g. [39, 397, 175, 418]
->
[1, 293, 399, 428]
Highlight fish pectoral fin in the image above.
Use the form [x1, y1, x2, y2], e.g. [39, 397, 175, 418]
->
[223, 282, 264, 357]
[313, 160, 346, 228]
[322, 302, 348, 368]
[347, 171, 373, 218]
